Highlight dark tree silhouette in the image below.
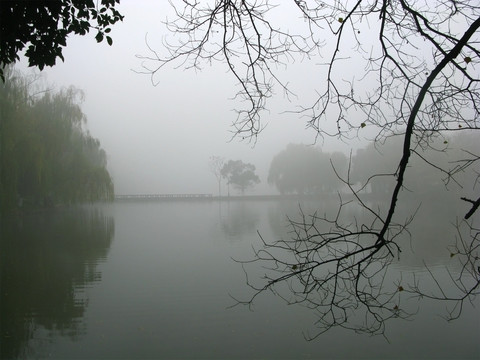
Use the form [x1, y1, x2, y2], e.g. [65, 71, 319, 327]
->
[140, 1, 480, 336]
[0, 0, 123, 81]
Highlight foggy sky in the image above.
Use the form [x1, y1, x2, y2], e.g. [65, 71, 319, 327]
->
[15, 1, 368, 196]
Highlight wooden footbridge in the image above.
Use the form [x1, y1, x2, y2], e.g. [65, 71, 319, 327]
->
[115, 193, 213, 201]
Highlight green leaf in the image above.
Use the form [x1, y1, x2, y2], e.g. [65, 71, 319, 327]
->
[95, 32, 104, 43]
[106, 36, 113, 46]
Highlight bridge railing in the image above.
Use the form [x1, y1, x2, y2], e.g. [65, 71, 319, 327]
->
[115, 194, 213, 200]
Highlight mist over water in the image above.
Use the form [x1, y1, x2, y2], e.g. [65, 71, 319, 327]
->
[1, 199, 478, 359]
[2, 2, 480, 359]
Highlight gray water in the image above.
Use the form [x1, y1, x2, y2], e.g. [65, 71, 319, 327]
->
[1, 198, 479, 359]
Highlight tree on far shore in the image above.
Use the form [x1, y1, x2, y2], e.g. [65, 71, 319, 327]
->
[268, 143, 347, 195]
[221, 160, 260, 195]
[208, 155, 225, 196]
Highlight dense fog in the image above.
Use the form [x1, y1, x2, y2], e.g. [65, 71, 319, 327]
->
[2, 2, 479, 359]
[12, 1, 369, 197]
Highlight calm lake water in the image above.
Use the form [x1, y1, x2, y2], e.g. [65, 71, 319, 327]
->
[1, 197, 479, 359]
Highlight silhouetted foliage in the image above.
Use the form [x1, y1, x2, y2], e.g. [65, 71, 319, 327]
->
[0, 68, 114, 213]
[147, 1, 480, 336]
[221, 160, 260, 195]
[0, 0, 123, 81]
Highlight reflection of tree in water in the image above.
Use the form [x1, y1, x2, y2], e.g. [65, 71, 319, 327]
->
[220, 202, 260, 242]
[267, 192, 473, 270]
[242, 192, 478, 338]
[266, 197, 384, 246]
[391, 194, 464, 267]
[267, 199, 313, 241]
[0, 206, 114, 359]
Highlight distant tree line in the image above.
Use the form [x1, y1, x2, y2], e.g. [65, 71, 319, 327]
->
[268, 144, 347, 195]
[212, 138, 479, 198]
[353, 135, 479, 199]
[266, 138, 479, 198]
[0, 68, 114, 213]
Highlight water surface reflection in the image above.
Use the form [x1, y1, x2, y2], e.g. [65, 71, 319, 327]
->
[1, 199, 478, 359]
[1, 206, 114, 359]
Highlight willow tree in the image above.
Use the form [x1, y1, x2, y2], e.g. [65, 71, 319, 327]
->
[0, 68, 114, 212]
[140, 1, 480, 336]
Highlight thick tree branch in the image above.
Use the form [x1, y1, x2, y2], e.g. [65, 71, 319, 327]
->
[461, 196, 480, 219]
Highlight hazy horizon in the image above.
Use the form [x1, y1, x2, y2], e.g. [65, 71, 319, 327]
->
[13, 1, 371, 196]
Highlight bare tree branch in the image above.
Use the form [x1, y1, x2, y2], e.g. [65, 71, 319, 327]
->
[145, 0, 480, 336]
